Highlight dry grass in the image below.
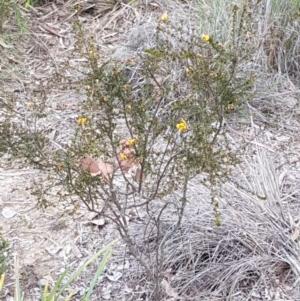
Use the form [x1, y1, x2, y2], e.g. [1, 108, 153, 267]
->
[116, 146, 300, 300]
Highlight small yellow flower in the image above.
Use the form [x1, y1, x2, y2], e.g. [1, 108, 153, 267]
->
[227, 104, 234, 110]
[27, 101, 34, 108]
[89, 49, 94, 56]
[77, 117, 87, 125]
[86, 85, 91, 91]
[128, 138, 136, 145]
[126, 104, 132, 110]
[159, 13, 168, 22]
[55, 163, 62, 171]
[176, 118, 187, 132]
[185, 67, 190, 74]
[201, 34, 210, 41]
[119, 152, 127, 160]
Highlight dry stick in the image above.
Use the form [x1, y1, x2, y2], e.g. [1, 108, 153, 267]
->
[101, 99, 136, 191]
[154, 127, 177, 187]
[151, 176, 189, 299]
[106, 197, 154, 281]
[136, 68, 167, 194]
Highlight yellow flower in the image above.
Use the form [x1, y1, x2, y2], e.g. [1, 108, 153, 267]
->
[227, 104, 234, 110]
[128, 138, 136, 145]
[185, 67, 190, 74]
[77, 117, 87, 125]
[127, 57, 135, 64]
[89, 49, 94, 56]
[126, 104, 132, 110]
[176, 118, 187, 131]
[160, 13, 168, 22]
[119, 152, 127, 160]
[27, 101, 34, 108]
[55, 163, 62, 171]
[201, 34, 210, 41]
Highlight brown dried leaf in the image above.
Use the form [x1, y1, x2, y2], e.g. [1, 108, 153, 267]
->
[81, 156, 100, 175]
[97, 160, 113, 180]
[119, 157, 135, 172]
[135, 168, 145, 182]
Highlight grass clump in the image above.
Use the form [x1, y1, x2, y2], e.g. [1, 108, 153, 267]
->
[0, 240, 117, 301]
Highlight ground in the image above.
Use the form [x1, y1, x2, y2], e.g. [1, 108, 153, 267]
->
[1, 1, 300, 301]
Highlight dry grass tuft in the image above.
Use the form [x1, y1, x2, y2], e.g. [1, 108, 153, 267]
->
[119, 147, 300, 300]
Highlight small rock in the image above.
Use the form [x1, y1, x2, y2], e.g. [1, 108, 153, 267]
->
[2, 207, 17, 219]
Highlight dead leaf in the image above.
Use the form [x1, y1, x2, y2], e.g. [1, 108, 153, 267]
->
[46, 245, 61, 255]
[90, 219, 106, 226]
[120, 157, 135, 172]
[84, 212, 99, 220]
[290, 226, 299, 241]
[71, 243, 82, 258]
[97, 160, 113, 180]
[81, 156, 100, 175]
[135, 168, 145, 182]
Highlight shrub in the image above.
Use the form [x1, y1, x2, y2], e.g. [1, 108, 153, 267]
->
[0, 2, 258, 299]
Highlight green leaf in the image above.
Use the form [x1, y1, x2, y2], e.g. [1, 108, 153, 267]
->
[54, 239, 118, 301]
[83, 249, 112, 301]
[46, 268, 70, 301]
[143, 48, 165, 56]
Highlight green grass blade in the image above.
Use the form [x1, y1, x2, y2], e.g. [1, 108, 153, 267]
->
[42, 277, 49, 301]
[55, 239, 118, 301]
[83, 250, 112, 301]
[46, 268, 69, 301]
